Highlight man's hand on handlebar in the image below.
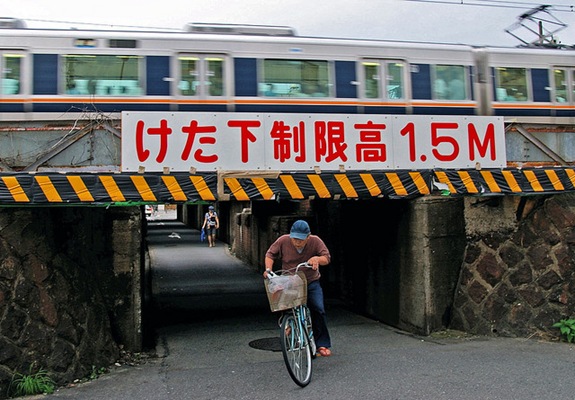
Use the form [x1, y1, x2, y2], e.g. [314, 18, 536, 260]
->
[307, 256, 321, 270]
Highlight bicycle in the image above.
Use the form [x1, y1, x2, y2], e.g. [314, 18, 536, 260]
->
[264, 262, 316, 387]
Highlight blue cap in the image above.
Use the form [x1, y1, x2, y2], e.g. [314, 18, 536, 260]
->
[290, 220, 310, 240]
[209, 205, 214, 210]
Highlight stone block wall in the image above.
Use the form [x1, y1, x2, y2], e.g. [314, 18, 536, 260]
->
[451, 194, 575, 338]
[0, 207, 141, 399]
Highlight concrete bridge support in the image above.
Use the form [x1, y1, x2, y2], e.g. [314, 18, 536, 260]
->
[398, 197, 466, 335]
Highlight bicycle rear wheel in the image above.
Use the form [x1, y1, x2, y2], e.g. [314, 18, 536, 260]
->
[280, 313, 312, 387]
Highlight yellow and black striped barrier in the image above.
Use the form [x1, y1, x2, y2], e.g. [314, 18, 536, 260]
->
[1, 168, 574, 205]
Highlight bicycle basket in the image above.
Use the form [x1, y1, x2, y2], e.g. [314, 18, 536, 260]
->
[264, 271, 307, 312]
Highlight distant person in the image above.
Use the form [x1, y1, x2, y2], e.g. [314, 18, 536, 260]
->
[263, 220, 333, 357]
[448, 76, 465, 100]
[67, 83, 80, 94]
[434, 72, 448, 99]
[263, 83, 276, 96]
[202, 205, 219, 247]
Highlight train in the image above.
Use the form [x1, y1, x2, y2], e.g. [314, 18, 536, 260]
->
[1, 17, 575, 126]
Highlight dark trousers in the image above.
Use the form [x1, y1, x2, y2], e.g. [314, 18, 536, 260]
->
[307, 280, 331, 348]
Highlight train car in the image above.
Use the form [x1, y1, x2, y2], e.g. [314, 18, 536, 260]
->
[1, 19, 574, 127]
[0, 19, 575, 172]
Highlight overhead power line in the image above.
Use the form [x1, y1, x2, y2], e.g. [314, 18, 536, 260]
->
[404, 0, 574, 12]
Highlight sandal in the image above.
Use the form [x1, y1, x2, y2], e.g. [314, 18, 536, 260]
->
[316, 347, 331, 357]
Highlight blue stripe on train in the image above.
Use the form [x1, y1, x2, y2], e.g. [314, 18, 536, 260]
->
[0, 103, 26, 112]
[234, 104, 359, 113]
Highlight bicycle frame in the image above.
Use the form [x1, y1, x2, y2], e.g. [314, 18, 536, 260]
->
[267, 263, 316, 387]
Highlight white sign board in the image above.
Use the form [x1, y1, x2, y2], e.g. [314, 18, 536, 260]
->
[121, 112, 506, 172]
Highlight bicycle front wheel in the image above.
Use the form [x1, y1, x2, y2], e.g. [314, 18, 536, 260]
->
[280, 313, 312, 387]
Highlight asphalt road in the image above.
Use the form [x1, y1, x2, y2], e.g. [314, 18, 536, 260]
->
[32, 216, 575, 400]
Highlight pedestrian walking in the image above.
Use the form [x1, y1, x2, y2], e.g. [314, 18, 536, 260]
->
[202, 205, 219, 247]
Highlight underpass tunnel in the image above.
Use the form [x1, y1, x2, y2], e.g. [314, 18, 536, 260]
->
[144, 196, 465, 345]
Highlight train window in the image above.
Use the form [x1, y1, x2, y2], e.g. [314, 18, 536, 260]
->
[1, 53, 22, 95]
[207, 57, 224, 96]
[363, 62, 380, 98]
[62, 55, 143, 95]
[495, 67, 528, 102]
[260, 59, 329, 97]
[554, 69, 568, 102]
[361, 60, 405, 100]
[433, 65, 467, 100]
[387, 62, 405, 100]
[178, 55, 225, 97]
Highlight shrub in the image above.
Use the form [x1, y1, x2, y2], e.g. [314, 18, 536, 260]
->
[552, 318, 575, 343]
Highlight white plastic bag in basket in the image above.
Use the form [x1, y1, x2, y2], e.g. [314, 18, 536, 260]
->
[267, 275, 290, 293]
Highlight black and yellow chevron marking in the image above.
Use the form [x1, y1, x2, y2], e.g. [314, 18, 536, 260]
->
[223, 171, 433, 200]
[1, 168, 575, 205]
[434, 168, 575, 195]
[0, 173, 217, 204]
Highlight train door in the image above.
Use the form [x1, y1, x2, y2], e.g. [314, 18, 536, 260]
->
[0, 51, 25, 112]
[552, 67, 575, 104]
[360, 59, 408, 114]
[176, 53, 229, 111]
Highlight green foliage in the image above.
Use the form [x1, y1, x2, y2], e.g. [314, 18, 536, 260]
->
[8, 364, 55, 397]
[552, 318, 575, 343]
[89, 365, 108, 380]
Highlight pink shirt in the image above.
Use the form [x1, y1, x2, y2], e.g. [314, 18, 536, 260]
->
[265, 234, 331, 283]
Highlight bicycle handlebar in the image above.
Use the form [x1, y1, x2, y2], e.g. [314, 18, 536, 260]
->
[266, 262, 312, 279]
[295, 262, 312, 273]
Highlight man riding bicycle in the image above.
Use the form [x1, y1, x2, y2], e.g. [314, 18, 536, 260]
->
[263, 220, 332, 357]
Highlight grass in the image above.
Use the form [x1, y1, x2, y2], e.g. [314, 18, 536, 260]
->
[8, 364, 55, 397]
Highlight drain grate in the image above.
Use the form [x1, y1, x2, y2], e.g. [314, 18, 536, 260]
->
[249, 337, 281, 352]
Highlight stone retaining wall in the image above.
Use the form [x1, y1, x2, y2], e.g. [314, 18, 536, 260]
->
[0, 207, 141, 399]
[451, 194, 575, 338]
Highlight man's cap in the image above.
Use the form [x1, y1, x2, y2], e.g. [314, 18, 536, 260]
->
[209, 205, 214, 210]
[290, 220, 310, 240]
